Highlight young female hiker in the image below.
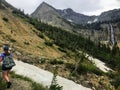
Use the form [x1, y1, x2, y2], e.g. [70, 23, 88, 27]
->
[0, 45, 15, 88]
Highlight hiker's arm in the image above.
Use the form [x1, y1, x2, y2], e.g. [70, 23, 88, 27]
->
[0, 56, 2, 62]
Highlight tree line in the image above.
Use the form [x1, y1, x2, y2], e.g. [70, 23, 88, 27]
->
[12, 9, 120, 70]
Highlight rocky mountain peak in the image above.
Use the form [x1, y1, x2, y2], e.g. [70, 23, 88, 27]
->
[39, 1, 51, 8]
[0, 0, 15, 9]
[31, 2, 72, 31]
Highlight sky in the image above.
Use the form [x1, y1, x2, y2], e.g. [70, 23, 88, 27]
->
[6, 0, 120, 16]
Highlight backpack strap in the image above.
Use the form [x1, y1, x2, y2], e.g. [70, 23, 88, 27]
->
[1, 53, 12, 61]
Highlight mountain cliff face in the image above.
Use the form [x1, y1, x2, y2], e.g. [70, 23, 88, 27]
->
[57, 8, 120, 24]
[57, 8, 96, 24]
[98, 9, 120, 22]
[31, 2, 97, 25]
[31, 2, 72, 31]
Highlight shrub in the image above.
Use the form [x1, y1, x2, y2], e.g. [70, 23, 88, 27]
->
[49, 66, 63, 90]
[3, 17, 9, 22]
[58, 48, 67, 53]
[38, 33, 44, 39]
[77, 63, 103, 75]
[111, 75, 120, 89]
[24, 41, 30, 45]
[117, 86, 120, 90]
[38, 58, 46, 64]
[45, 41, 53, 46]
[65, 63, 75, 71]
[50, 59, 64, 65]
[10, 38, 16, 43]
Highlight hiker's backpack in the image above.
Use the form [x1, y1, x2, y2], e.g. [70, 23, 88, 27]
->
[2, 53, 16, 68]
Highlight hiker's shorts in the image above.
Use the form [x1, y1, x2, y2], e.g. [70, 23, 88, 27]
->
[2, 65, 12, 71]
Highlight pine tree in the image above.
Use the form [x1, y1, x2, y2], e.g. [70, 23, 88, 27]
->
[49, 66, 63, 90]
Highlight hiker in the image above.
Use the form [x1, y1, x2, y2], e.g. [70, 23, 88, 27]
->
[0, 45, 15, 88]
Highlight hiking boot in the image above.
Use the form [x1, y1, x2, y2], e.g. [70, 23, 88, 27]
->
[7, 82, 12, 88]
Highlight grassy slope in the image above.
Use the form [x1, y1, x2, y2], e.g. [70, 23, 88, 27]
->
[0, 9, 65, 58]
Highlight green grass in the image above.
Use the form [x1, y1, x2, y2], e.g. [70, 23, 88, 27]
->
[0, 69, 49, 90]
[0, 73, 6, 90]
[77, 62, 104, 75]
[10, 71, 49, 90]
[0, 66, 8, 89]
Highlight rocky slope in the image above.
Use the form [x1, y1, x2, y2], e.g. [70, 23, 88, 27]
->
[31, 2, 72, 31]
[57, 8, 96, 24]
[98, 9, 120, 22]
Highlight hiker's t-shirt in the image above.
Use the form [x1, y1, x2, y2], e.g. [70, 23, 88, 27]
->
[0, 53, 13, 70]
[0, 53, 12, 62]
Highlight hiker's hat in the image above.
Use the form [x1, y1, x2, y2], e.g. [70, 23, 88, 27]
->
[3, 45, 9, 51]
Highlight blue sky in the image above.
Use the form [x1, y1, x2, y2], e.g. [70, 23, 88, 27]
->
[6, 0, 120, 15]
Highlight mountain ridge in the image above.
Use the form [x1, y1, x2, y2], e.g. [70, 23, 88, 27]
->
[31, 2, 120, 24]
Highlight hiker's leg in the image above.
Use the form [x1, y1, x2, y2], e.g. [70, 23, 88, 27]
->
[7, 70, 11, 81]
[3, 71, 10, 82]
[6, 70, 11, 88]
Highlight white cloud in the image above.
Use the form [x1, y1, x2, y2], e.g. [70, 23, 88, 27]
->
[6, 0, 120, 15]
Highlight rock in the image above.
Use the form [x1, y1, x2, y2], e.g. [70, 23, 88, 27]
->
[15, 51, 21, 56]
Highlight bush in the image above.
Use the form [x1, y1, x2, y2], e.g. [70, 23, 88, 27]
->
[49, 66, 63, 90]
[58, 48, 67, 53]
[50, 59, 64, 65]
[117, 86, 120, 90]
[38, 58, 46, 64]
[45, 41, 53, 46]
[65, 63, 75, 71]
[111, 75, 120, 89]
[10, 38, 16, 43]
[3, 17, 9, 22]
[24, 41, 30, 45]
[77, 63, 103, 75]
[38, 33, 44, 39]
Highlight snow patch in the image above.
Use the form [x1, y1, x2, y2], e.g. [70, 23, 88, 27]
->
[12, 60, 91, 90]
[67, 19, 73, 22]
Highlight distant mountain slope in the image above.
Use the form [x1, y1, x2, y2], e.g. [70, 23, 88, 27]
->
[31, 2, 73, 31]
[31, 2, 120, 26]
[0, 0, 15, 9]
[98, 9, 120, 22]
[57, 8, 120, 24]
[57, 8, 96, 24]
